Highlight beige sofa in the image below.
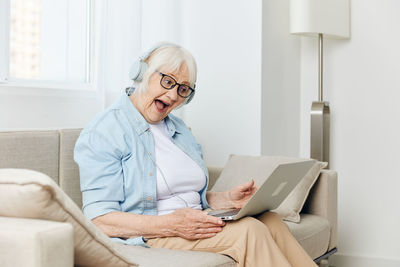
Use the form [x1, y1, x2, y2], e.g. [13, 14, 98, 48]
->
[0, 129, 337, 267]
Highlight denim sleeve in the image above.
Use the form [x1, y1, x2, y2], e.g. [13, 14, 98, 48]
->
[111, 237, 150, 248]
[74, 131, 125, 220]
[193, 142, 210, 210]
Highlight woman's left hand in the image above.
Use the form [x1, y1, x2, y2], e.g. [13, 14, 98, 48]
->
[228, 180, 258, 209]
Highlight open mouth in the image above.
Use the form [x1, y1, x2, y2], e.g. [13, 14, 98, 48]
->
[154, 99, 170, 112]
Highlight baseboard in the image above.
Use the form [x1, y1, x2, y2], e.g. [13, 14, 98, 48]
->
[330, 253, 400, 267]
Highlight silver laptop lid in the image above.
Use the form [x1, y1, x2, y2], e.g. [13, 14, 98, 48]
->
[234, 160, 315, 220]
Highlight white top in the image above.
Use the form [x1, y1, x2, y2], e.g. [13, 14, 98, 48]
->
[149, 120, 206, 215]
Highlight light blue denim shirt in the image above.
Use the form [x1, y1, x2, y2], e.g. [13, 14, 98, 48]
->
[74, 92, 210, 247]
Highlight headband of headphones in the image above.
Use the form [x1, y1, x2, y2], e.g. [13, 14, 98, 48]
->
[129, 43, 167, 82]
[128, 43, 196, 104]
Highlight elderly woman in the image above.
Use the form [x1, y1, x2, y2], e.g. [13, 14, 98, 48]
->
[74, 43, 316, 267]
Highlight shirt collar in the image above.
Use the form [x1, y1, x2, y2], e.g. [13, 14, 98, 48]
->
[164, 116, 180, 137]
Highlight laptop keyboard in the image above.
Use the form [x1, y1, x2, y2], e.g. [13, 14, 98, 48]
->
[213, 208, 241, 217]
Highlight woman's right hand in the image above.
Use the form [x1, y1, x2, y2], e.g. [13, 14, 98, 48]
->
[166, 208, 226, 240]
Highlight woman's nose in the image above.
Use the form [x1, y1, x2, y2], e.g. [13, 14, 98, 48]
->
[165, 85, 179, 101]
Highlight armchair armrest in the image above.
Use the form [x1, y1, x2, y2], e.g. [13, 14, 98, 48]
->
[0, 217, 74, 267]
[302, 170, 338, 250]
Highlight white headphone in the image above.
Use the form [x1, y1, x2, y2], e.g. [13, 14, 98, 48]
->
[128, 43, 196, 104]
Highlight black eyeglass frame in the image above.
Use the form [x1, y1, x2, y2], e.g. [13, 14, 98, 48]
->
[156, 71, 195, 98]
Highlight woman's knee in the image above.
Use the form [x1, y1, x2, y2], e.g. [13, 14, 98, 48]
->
[256, 211, 282, 223]
[257, 211, 288, 233]
[231, 217, 271, 237]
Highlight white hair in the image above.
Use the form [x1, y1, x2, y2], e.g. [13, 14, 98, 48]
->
[135, 42, 197, 104]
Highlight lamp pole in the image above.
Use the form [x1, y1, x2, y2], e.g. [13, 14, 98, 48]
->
[290, 0, 350, 168]
[310, 33, 330, 167]
[318, 33, 323, 102]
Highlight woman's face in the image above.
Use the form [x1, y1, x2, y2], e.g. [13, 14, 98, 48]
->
[131, 63, 190, 124]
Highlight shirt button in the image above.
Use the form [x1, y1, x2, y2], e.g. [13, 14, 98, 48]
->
[149, 172, 153, 176]
[147, 196, 152, 201]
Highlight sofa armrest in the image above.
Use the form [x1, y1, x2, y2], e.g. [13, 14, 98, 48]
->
[302, 169, 338, 250]
[207, 166, 223, 190]
[0, 217, 74, 267]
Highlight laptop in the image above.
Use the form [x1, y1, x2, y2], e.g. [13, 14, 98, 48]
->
[208, 160, 315, 221]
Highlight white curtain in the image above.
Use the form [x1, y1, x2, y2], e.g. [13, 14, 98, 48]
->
[92, 0, 143, 109]
[92, 0, 184, 110]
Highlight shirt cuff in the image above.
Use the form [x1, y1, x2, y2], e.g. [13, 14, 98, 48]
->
[83, 200, 122, 221]
[111, 237, 150, 248]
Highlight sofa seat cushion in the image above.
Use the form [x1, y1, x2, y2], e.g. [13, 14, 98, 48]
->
[114, 243, 236, 267]
[0, 169, 137, 267]
[286, 213, 330, 259]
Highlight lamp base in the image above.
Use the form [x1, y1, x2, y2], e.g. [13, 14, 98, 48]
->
[310, 101, 330, 167]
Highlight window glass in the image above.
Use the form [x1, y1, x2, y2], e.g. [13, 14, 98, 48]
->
[9, 0, 91, 83]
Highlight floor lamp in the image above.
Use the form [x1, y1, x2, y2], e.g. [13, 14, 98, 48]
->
[290, 0, 350, 167]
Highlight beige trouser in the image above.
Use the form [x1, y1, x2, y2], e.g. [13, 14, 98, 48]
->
[147, 212, 317, 267]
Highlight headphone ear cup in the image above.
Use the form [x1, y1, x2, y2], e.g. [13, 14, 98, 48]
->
[185, 90, 195, 104]
[135, 61, 148, 82]
[130, 43, 168, 82]
[129, 60, 148, 82]
[129, 60, 140, 81]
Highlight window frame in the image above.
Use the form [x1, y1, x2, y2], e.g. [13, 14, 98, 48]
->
[0, 0, 10, 83]
[0, 0, 95, 92]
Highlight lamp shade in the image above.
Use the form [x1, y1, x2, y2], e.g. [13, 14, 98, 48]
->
[290, 0, 350, 39]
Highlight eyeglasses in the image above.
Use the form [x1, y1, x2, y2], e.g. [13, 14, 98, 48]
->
[157, 71, 195, 98]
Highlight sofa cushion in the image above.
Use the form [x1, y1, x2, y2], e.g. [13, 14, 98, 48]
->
[211, 155, 327, 223]
[114, 243, 236, 267]
[0, 130, 59, 183]
[59, 128, 82, 208]
[273, 161, 328, 222]
[286, 214, 330, 259]
[0, 169, 137, 267]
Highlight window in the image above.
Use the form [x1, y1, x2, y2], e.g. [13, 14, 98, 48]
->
[0, 0, 94, 88]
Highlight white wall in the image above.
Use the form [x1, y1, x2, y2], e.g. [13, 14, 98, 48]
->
[299, 0, 400, 265]
[261, 0, 301, 157]
[178, 0, 302, 166]
[0, 87, 100, 130]
[180, 0, 263, 166]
